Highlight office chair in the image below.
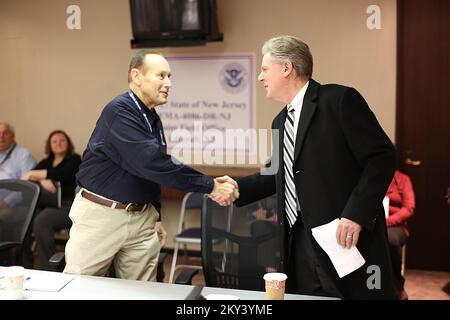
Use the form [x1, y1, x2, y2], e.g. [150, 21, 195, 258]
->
[0, 179, 40, 266]
[51, 184, 79, 244]
[168, 192, 204, 283]
[200, 194, 282, 291]
[35, 180, 62, 209]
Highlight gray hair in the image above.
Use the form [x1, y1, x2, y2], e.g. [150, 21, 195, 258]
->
[262, 35, 313, 79]
[0, 122, 14, 135]
[128, 49, 164, 83]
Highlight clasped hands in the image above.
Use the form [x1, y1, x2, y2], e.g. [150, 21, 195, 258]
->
[208, 176, 239, 206]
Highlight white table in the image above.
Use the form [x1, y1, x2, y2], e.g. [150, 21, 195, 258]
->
[0, 267, 339, 300]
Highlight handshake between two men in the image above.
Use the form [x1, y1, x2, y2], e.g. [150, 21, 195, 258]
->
[208, 176, 239, 206]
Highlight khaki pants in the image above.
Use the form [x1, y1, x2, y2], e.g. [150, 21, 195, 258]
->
[63, 190, 160, 281]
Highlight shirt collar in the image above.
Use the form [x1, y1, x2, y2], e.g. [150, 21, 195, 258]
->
[289, 81, 309, 111]
[128, 90, 159, 124]
[0, 143, 16, 155]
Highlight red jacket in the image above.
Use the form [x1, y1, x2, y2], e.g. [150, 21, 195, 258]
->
[386, 170, 415, 236]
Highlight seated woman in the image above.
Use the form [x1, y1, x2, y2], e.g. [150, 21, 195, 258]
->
[21, 130, 81, 270]
[386, 169, 415, 300]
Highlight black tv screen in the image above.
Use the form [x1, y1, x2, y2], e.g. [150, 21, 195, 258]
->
[130, 0, 221, 48]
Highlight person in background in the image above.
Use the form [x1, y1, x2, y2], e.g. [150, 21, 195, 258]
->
[0, 122, 36, 209]
[385, 169, 415, 300]
[21, 130, 81, 270]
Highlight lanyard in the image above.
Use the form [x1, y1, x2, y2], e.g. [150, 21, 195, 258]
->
[128, 90, 153, 133]
[0, 143, 17, 166]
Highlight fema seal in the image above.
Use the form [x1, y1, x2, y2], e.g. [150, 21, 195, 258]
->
[220, 62, 248, 94]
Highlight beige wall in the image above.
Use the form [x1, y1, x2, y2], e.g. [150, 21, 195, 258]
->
[0, 0, 396, 248]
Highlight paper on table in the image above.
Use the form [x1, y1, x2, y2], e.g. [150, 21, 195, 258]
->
[24, 272, 74, 292]
[311, 218, 365, 278]
[205, 294, 240, 300]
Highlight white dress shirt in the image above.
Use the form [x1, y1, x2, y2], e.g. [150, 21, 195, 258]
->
[288, 81, 309, 144]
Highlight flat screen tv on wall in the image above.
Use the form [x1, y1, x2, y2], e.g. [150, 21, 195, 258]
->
[130, 0, 223, 48]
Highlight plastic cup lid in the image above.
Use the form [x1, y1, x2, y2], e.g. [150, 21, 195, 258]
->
[263, 272, 288, 281]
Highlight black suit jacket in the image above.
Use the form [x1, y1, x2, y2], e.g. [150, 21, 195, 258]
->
[236, 79, 396, 299]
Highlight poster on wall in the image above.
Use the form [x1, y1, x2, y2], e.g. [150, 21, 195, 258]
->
[157, 54, 259, 166]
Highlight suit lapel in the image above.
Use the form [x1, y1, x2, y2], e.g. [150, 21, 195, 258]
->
[293, 79, 319, 163]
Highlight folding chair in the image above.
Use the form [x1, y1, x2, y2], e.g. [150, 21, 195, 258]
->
[168, 192, 204, 283]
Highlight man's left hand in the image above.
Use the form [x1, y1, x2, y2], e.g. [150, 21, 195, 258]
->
[155, 222, 167, 248]
[336, 217, 362, 249]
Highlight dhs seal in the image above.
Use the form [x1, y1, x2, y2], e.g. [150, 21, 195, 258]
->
[220, 62, 248, 94]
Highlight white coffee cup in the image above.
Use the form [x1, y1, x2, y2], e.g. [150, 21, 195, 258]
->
[263, 272, 288, 300]
[4, 266, 25, 299]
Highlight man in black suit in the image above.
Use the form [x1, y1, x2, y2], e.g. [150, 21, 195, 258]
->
[218, 35, 396, 299]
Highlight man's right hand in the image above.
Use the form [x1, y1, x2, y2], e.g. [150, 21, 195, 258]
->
[209, 176, 239, 206]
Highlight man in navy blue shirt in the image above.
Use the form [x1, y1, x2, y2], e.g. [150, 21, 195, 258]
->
[64, 50, 237, 281]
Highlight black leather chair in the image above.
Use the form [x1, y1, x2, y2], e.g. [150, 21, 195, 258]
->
[201, 194, 282, 290]
[177, 194, 282, 290]
[0, 180, 40, 266]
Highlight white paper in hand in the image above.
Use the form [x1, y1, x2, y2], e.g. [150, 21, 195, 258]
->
[311, 218, 365, 278]
[383, 196, 389, 218]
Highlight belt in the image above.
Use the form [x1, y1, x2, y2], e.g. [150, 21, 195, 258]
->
[81, 190, 147, 212]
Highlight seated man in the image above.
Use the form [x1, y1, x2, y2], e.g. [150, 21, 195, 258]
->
[0, 122, 36, 180]
[0, 122, 36, 239]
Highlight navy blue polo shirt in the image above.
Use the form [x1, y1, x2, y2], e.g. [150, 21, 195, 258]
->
[76, 91, 214, 214]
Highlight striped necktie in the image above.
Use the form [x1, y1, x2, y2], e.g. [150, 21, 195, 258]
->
[284, 105, 298, 227]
